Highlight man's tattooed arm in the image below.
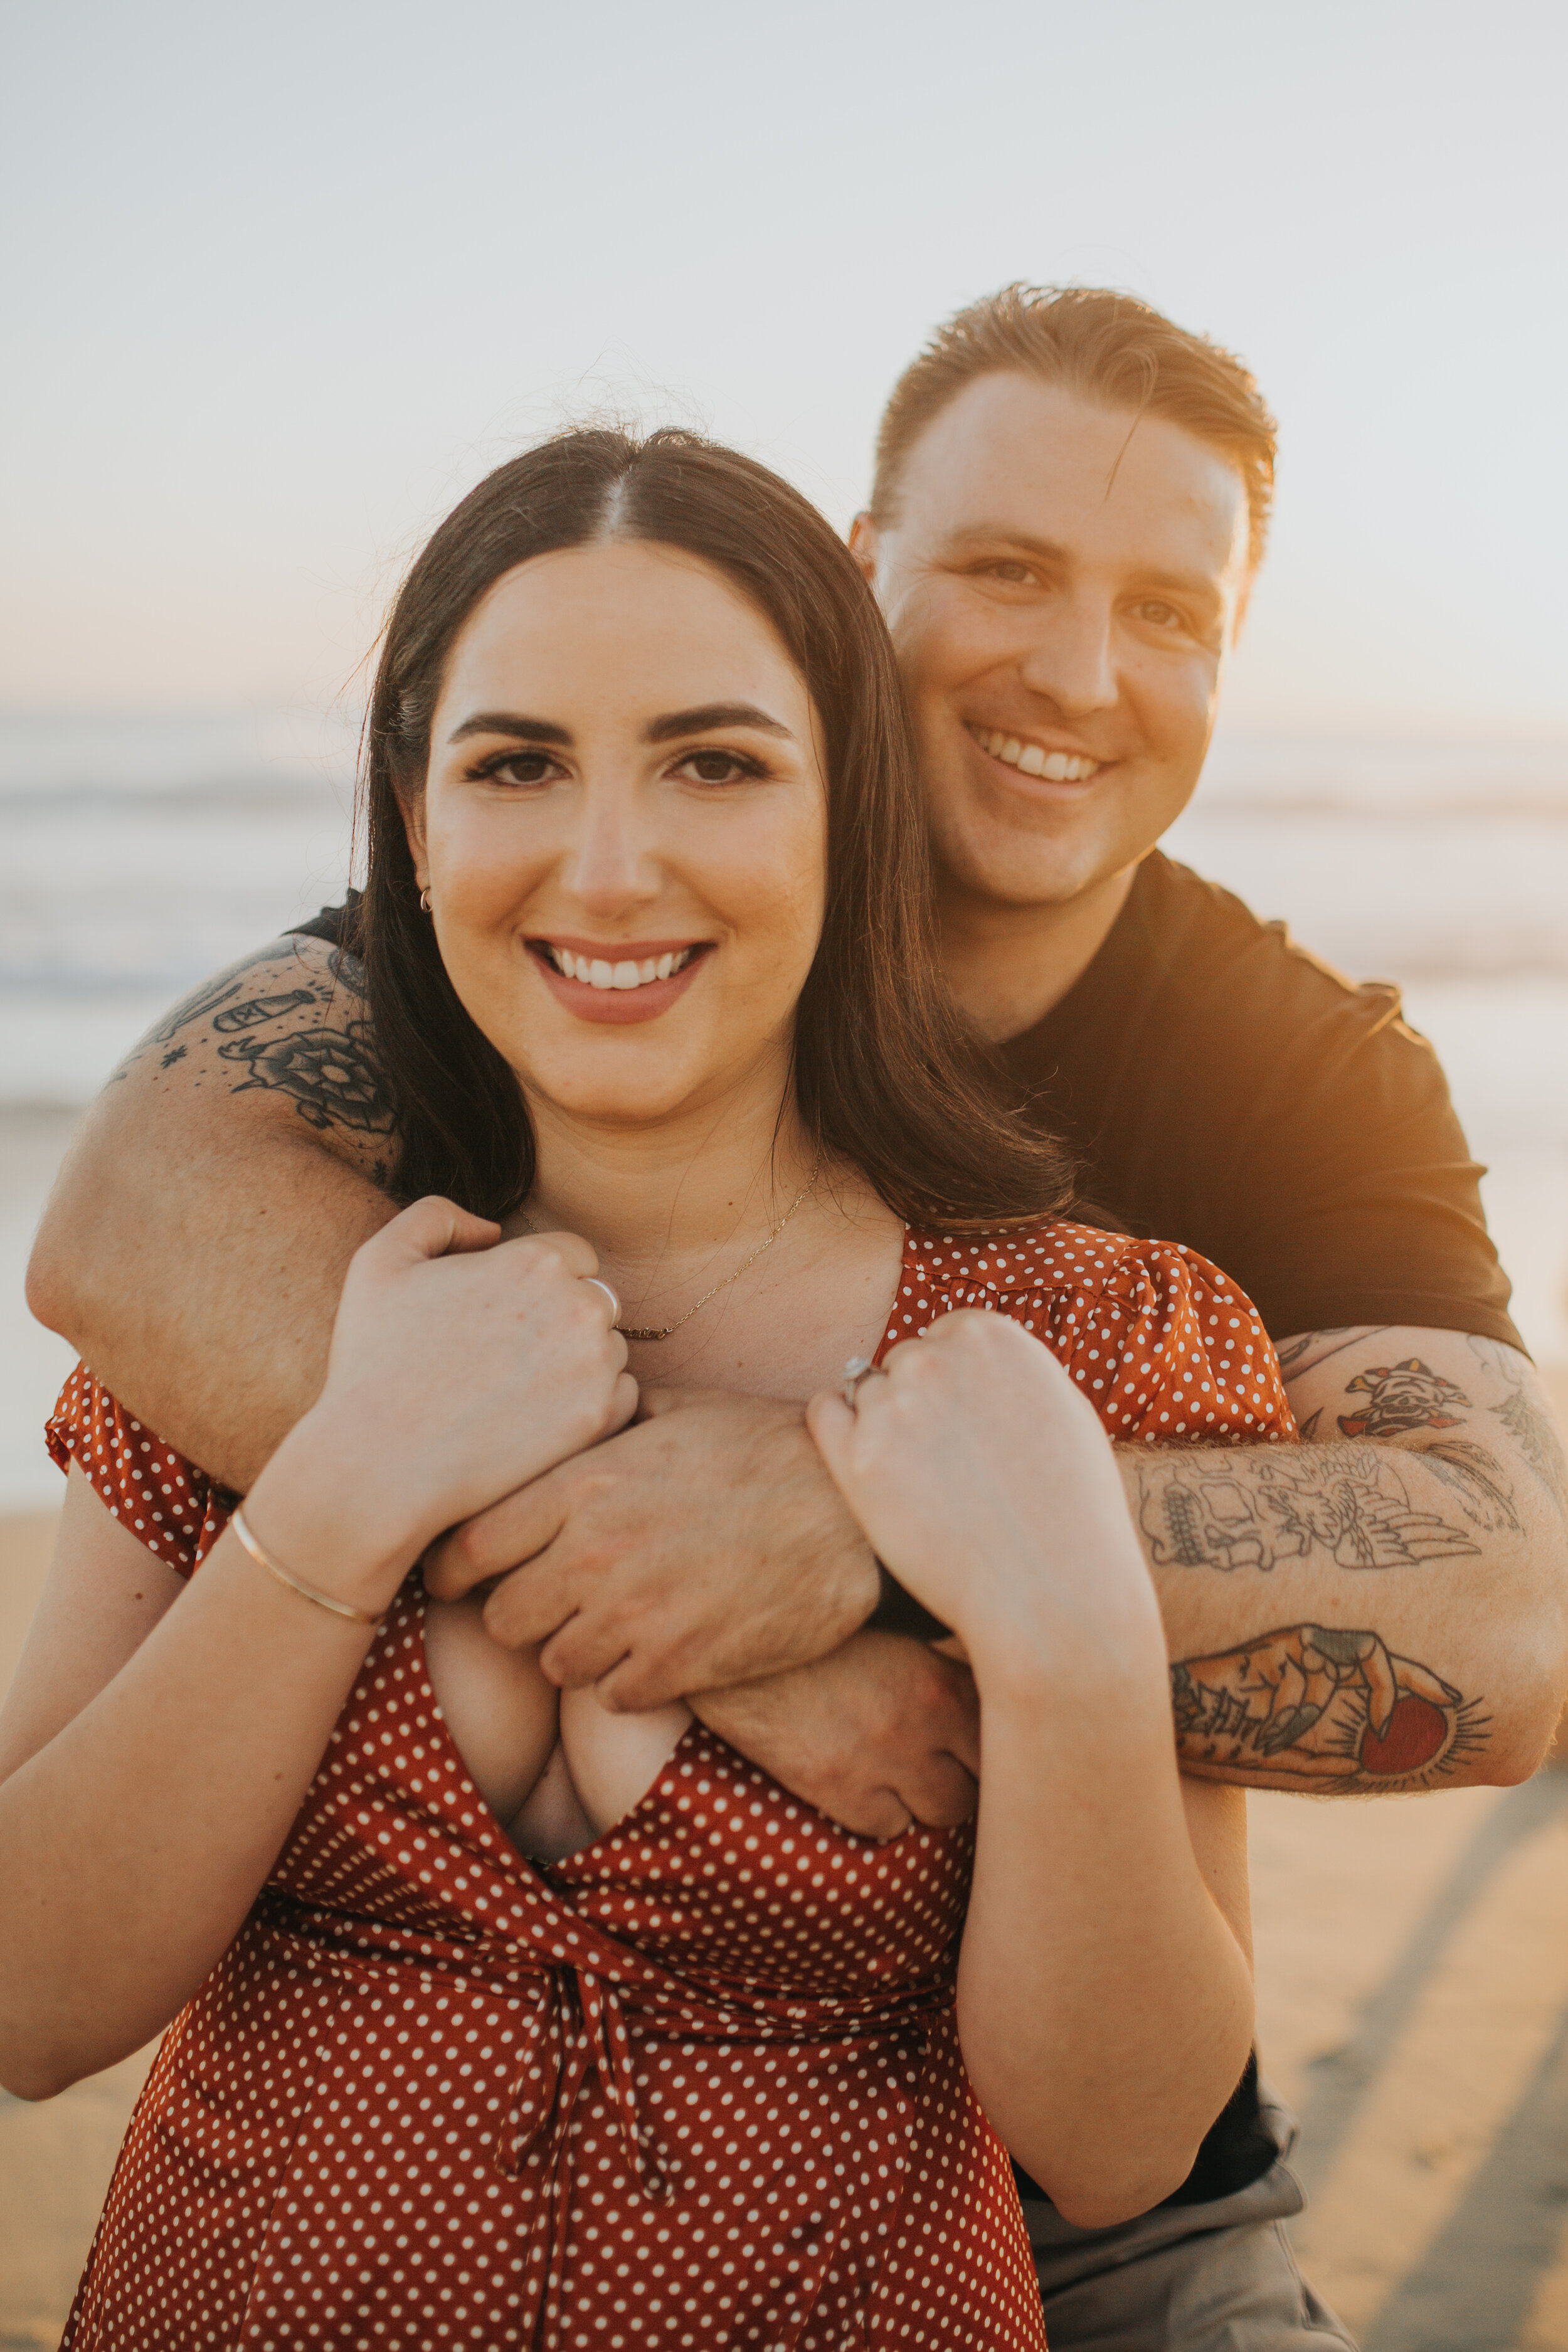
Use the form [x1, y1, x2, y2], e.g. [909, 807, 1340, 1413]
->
[110, 936, 396, 1182]
[28, 931, 403, 1486]
[1172, 1623, 1488, 1791]
[1121, 1323, 1568, 1788]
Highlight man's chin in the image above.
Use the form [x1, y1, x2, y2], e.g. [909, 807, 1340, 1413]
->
[931, 816, 1131, 916]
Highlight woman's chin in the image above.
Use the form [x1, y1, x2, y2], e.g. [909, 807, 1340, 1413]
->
[515, 1055, 733, 1133]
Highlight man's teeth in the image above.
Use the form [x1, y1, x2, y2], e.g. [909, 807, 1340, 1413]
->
[548, 946, 696, 989]
[972, 728, 1099, 783]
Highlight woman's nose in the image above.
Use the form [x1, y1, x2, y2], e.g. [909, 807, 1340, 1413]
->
[561, 785, 662, 915]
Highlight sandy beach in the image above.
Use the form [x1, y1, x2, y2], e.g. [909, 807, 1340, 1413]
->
[4, 1392, 1568, 2346]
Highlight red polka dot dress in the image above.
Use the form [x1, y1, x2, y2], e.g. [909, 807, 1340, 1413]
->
[45, 1221, 1292, 2351]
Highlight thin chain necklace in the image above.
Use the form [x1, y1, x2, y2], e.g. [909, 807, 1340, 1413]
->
[524, 1158, 822, 1343]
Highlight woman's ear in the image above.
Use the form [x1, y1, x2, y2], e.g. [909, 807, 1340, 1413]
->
[399, 787, 430, 892]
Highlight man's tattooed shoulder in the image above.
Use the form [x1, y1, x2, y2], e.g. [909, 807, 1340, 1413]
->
[107, 933, 396, 1162]
[220, 1020, 393, 1135]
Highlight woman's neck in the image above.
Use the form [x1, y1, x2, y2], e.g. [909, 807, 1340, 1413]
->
[520, 1071, 820, 1293]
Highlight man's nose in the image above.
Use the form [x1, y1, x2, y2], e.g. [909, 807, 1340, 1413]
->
[1016, 596, 1118, 719]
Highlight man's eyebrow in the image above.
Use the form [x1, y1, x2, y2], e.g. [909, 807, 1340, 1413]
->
[645, 702, 793, 743]
[943, 527, 1073, 563]
[447, 712, 573, 746]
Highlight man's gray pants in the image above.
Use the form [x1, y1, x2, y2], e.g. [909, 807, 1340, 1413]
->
[1020, 2089, 1357, 2350]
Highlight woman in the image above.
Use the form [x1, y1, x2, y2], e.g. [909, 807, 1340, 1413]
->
[1, 428, 1287, 2349]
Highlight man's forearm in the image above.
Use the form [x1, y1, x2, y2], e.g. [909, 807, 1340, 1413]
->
[27, 937, 397, 1488]
[1125, 1328, 1568, 1791]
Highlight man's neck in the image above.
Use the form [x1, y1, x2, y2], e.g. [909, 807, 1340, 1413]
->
[937, 859, 1140, 1045]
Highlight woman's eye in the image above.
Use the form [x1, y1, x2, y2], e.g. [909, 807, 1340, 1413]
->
[1138, 601, 1184, 631]
[983, 562, 1036, 586]
[677, 750, 761, 785]
[480, 751, 559, 787]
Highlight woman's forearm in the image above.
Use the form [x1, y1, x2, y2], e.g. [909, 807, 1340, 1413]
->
[0, 1502, 383, 2098]
[956, 1626, 1254, 2228]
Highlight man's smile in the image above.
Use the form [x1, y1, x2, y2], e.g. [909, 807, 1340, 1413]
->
[965, 723, 1105, 784]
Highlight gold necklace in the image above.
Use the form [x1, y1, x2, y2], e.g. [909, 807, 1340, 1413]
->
[527, 1158, 822, 1343]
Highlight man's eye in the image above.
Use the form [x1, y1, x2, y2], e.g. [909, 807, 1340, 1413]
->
[677, 750, 762, 785]
[1138, 601, 1185, 630]
[983, 563, 1037, 585]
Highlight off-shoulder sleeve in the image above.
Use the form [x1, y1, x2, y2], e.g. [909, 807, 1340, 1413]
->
[1024, 1238, 1296, 1444]
[46, 1364, 236, 1577]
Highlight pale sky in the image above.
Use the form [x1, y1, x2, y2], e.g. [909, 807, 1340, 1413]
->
[4, 0, 1565, 738]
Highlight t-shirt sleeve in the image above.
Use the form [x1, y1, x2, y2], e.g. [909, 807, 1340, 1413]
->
[46, 1364, 236, 1577]
[1012, 858, 1523, 1353]
[1218, 972, 1520, 1348]
[1022, 1241, 1296, 1446]
[286, 889, 359, 951]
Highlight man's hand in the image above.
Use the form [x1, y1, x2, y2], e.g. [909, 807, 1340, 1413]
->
[422, 1389, 881, 1711]
[691, 1632, 980, 1839]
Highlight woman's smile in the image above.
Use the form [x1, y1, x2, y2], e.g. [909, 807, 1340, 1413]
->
[527, 934, 714, 1024]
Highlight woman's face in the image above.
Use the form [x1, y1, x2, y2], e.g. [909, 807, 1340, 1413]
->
[410, 540, 829, 1133]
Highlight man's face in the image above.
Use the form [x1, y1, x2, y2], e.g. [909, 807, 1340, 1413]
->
[854, 373, 1253, 911]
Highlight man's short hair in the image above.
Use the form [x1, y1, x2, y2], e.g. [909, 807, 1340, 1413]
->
[871, 284, 1278, 568]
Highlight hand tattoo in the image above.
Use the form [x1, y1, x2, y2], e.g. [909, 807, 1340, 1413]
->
[1173, 1623, 1488, 1789]
[1138, 1443, 1479, 1573]
[1337, 1359, 1469, 1440]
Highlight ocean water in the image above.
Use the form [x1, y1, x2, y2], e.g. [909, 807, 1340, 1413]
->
[3, 712, 1565, 1504]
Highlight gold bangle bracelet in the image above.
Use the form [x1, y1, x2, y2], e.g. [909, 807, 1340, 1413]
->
[230, 1507, 384, 1628]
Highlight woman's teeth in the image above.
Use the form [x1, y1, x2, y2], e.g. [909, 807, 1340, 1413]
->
[546, 946, 697, 990]
[972, 728, 1099, 783]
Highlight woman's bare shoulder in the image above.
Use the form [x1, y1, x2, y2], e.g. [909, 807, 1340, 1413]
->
[0, 1466, 185, 1786]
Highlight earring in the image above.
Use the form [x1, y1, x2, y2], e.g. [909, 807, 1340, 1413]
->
[418, 888, 432, 914]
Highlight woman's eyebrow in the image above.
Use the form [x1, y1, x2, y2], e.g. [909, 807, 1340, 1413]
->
[447, 712, 572, 746]
[645, 703, 793, 743]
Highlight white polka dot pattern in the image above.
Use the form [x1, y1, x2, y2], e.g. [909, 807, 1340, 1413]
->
[877, 1219, 1295, 1451]
[46, 1219, 1293, 2347]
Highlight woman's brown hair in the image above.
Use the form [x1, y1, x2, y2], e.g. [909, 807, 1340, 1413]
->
[357, 425, 1076, 1229]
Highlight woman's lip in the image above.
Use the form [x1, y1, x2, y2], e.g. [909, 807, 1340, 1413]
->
[526, 940, 710, 1025]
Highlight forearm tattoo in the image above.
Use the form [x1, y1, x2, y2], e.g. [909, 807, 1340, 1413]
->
[1138, 1442, 1482, 1573]
[1173, 1623, 1488, 1789]
[1137, 1340, 1551, 1571]
[113, 940, 396, 1175]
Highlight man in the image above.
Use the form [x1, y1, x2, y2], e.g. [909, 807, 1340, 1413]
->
[30, 287, 1568, 2348]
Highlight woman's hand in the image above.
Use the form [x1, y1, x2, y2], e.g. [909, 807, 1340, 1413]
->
[247, 1197, 636, 1613]
[807, 1311, 1155, 1675]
